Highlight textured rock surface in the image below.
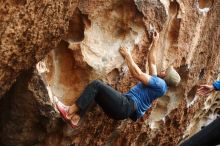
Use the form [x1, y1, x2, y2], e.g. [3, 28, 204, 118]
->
[0, 0, 78, 97]
[80, 0, 145, 74]
[0, 0, 220, 146]
[0, 69, 69, 146]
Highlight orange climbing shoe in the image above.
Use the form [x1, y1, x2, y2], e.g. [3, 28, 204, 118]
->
[56, 101, 77, 128]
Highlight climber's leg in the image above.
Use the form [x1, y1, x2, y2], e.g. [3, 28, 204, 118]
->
[93, 81, 134, 120]
[66, 103, 79, 120]
[75, 80, 134, 120]
[180, 117, 220, 146]
[66, 80, 104, 124]
[70, 114, 80, 126]
[75, 80, 105, 117]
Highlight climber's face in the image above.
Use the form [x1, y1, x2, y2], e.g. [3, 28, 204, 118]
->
[158, 70, 166, 78]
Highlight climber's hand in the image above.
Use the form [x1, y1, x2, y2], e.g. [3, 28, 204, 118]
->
[119, 47, 130, 58]
[197, 84, 214, 96]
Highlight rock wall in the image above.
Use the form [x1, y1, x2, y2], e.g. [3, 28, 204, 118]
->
[0, 69, 76, 146]
[0, 0, 78, 97]
[0, 0, 220, 146]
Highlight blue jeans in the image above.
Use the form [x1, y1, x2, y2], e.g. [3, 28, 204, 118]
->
[76, 80, 136, 120]
[180, 117, 220, 146]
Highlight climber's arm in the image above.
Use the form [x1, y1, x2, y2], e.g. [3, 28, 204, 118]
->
[147, 31, 159, 76]
[119, 47, 151, 85]
[197, 81, 220, 96]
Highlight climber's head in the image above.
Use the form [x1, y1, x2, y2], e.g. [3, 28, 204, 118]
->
[158, 66, 181, 87]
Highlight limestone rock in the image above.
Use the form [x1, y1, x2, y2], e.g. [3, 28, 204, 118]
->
[79, 0, 146, 74]
[0, 69, 67, 146]
[0, 0, 78, 97]
[1, 0, 220, 146]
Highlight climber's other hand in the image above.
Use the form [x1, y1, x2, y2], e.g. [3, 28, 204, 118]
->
[119, 47, 130, 58]
[197, 84, 214, 96]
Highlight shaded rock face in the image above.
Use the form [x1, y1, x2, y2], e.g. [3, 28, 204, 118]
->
[0, 0, 78, 97]
[1, 0, 220, 146]
[0, 70, 65, 146]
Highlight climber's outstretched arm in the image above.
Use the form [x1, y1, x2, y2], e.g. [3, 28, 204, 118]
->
[197, 81, 220, 96]
[147, 31, 159, 76]
[119, 47, 151, 85]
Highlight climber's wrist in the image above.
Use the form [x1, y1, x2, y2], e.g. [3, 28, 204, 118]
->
[210, 85, 215, 91]
[124, 52, 131, 58]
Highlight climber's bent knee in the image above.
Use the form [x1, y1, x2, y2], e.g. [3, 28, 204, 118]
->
[90, 79, 103, 86]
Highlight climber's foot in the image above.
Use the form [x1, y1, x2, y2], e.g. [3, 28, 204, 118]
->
[66, 103, 79, 120]
[56, 101, 79, 129]
[56, 101, 70, 121]
[68, 104, 79, 115]
[71, 114, 80, 126]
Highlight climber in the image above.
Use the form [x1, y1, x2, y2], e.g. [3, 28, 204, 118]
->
[196, 80, 220, 95]
[55, 31, 181, 128]
[180, 80, 220, 146]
